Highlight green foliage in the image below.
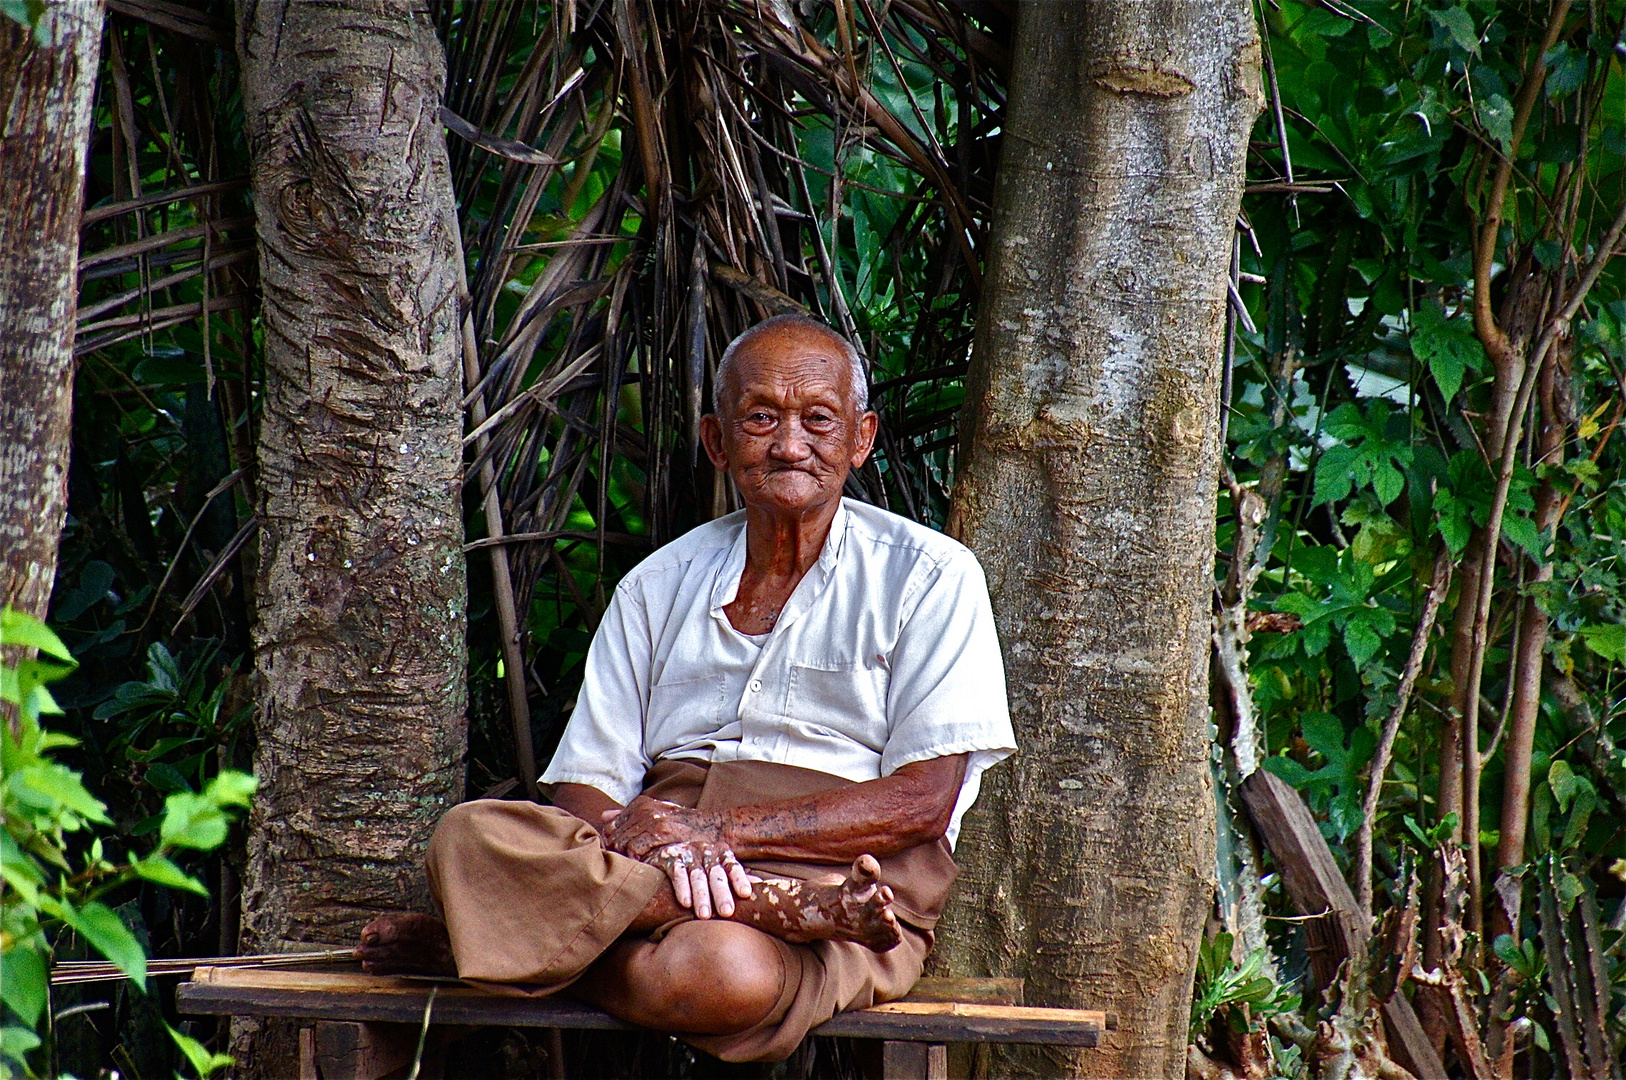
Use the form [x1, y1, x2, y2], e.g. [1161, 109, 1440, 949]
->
[0, 0, 50, 46]
[0, 609, 253, 1079]
[1220, 0, 1626, 1069]
[1190, 932, 1302, 1040]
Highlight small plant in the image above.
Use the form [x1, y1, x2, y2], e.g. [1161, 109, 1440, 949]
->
[0, 608, 252, 1079]
[1190, 931, 1302, 1040]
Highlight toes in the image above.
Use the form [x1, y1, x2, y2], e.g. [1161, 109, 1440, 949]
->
[850, 854, 881, 885]
[877, 884, 894, 906]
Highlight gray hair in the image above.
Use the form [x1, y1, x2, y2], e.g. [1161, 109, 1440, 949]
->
[712, 314, 869, 415]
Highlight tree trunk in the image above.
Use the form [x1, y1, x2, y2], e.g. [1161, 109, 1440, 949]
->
[935, 4, 1260, 1076]
[0, 2, 104, 619]
[233, 0, 467, 1069]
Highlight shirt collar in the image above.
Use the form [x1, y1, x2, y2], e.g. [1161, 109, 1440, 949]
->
[710, 498, 850, 623]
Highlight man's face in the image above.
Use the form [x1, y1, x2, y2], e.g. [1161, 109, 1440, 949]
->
[700, 327, 877, 518]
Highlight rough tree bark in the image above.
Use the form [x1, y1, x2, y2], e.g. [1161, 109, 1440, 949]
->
[935, 3, 1261, 1076]
[233, 0, 467, 1070]
[0, 2, 104, 618]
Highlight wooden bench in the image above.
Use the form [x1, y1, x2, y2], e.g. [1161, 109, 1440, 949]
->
[177, 967, 1114, 1079]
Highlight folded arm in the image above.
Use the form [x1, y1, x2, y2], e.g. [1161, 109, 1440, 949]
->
[601, 753, 968, 864]
[552, 754, 966, 920]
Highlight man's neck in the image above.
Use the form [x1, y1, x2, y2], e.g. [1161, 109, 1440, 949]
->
[740, 497, 840, 580]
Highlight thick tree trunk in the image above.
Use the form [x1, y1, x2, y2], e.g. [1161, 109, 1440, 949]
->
[935, 4, 1260, 1076]
[0, 2, 104, 618]
[233, 1, 467, 1068]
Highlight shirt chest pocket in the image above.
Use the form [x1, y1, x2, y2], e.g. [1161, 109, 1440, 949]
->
[785, 659, 889, 751]
[648, 674, 728, 732]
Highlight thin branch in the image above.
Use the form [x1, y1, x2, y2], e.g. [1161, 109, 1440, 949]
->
[1357, 549, 1451, 921]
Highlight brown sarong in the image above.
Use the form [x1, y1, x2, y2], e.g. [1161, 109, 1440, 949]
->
[425, 759, 957, 1061]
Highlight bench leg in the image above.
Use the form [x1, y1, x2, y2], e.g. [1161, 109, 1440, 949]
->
[314, 1020, 418, 1080]
[882, 1040, 947, 1080]
[298, 1027, 318, 1080]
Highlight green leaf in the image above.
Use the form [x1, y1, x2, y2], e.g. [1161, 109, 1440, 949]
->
[8, 761, 112, 824]
[145, 761, 192, 794]
[133, 854, 210, 896]
[1371, 463, 1404, 507]
[0, 944, 48, 1027]
[159, 772, 255, 851]
[207, 770, 258, 808]
[1478, 93, 1514, 149]
[0, 608, 75, 662]
[0, 1024, 42, 1065]
[47, 899, 147, 990]
[1577, 624, 1625, 663]
[1433, 7, 1479, 54]
[169, 1023, 235, 1079]
[1313, 444, 1358, 506]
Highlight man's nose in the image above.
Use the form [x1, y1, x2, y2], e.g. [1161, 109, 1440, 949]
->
[769, 419, 814, 461]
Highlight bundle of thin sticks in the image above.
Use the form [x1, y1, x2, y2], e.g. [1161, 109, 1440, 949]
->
[50, 948, 358, 985]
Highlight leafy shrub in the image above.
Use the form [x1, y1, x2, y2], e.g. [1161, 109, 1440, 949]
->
[1, 609, 251, 1079]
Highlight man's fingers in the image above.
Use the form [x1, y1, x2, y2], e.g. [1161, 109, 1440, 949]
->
[690, 866, 712, 919]
[671, 865, 693, 909]
[708, 864, 735, 917]
[727, 859, 754, 899]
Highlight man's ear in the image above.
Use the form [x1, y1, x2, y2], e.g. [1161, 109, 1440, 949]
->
[700, 414, 729, 470]
[851, 411, 879, 468]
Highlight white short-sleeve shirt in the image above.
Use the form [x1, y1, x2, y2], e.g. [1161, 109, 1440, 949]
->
[541, 498, 1016, 847]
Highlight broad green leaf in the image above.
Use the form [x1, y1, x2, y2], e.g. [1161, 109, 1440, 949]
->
[1500, 514, 1544, 561]
[0, 1024, 42, 1065]
[1313, 444, 1357, 506]
[1432, 6, 1478, 54]
[160, 792, 230, 850]
[169, 1023, 235, 1079]
[1561, 788, 1595, 850]
[0, 608, 74, 662]
[159, 771, 255, 852]
[1371, 463, 1404, 507]
[1478, 93, 1514, 149]
[145, 761, 192, 794]
[1578, 624, 1625, 663]
[0, 944, 48, 1027]
[7, 761, 111, 824]
[1343, 617, 1383, 668]
[133, 854, 209, 896]
[46, 899, 147, 989]
[207, 770, 258, 808]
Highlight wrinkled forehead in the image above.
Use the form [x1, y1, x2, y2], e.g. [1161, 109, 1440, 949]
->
[725, 326, 855, 395]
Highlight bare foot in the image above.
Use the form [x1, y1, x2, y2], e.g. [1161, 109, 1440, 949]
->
[777, 854, 901, 951]
[356, 912, 456, 976]
[627, 853, 903, 951]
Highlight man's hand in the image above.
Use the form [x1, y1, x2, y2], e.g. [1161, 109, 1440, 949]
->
[601, 797, 753, 917]
[643, 840, 754, 918]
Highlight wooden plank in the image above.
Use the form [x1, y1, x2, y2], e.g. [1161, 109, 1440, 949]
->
[179, 981, 635, 1031]
[864, 1001, 1109, 1027]
[883, 1041, 947, 1080]
[815, 1009, 1098, 1046]
[1240, 769, 1447, 1080]
[177, 967, 1101, 1047]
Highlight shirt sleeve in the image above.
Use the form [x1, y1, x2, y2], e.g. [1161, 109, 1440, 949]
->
[881, 547, 1017, 784]
[539, 579, 653, 805]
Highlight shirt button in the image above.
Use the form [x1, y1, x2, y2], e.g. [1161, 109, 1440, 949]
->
[749, 680, 763, 693]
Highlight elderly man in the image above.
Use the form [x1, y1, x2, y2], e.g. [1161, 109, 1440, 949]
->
[358, 314, 1014, 1061]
